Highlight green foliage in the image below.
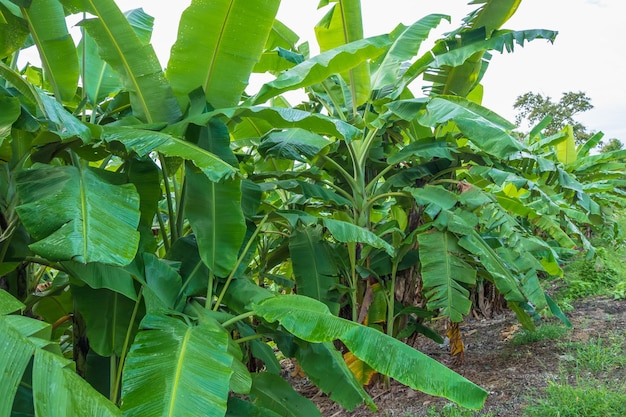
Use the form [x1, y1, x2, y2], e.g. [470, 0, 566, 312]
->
[424, 404, 496, 417]
[522, 378, 626, 417]
[514, 91, 594, 144]
[560, 334, 626, 373]
[511, 324, 570, 346]
[560, 247, 624, 301]
[0, 0, 616, 415]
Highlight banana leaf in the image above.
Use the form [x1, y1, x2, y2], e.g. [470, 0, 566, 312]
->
[79, 8, 154, 105]
[185, 170, 246, 277]
[253, 35, 390, 105]
[371, 14, 449, 90]
[314, 0, 369, 106]
[121, 313, 233, 417]
[253, 295, 488, 409]
[249, 373, 321, 417]
[167, 0, 280, 109]
[100, 126, 237, 182]
[33, 349, 120, 417]
[169, 106, 362, 142]
[15, 165, 140, 266]
[419, 95, 523, 159]
[419, 230, 475, 322]
[74, 0, 181, 123]
[289, 225, 341, 314]
[21, 0, 78, 102]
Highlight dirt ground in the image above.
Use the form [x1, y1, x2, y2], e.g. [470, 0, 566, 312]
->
[285, 296, 626, 416]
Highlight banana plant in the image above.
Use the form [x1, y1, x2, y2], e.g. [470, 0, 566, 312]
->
[0, 0, 512, 415]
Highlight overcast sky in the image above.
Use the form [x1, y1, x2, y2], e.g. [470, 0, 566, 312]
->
[111, 1, 625, 142]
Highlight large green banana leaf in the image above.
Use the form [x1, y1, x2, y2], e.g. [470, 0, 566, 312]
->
[167, 0, 280, 109]
[314, 0, 370, 107]
[418, 95, 523, 159]
[249, 373, 321, 417]
[63, 260, 138, 300]
[15, 165, 140, 266]
[21, 0, 78, 102]
[293, 341, 374, 411]
[72, 284, 139, 357]
[100, 126, 237, 182]
[289, 225, 341, 314]
[33, 350, 121, 417]
[371, 14, 449, 90]
[1, 294, 119, 417]
[0, 2, 29, 59]
[253, 295, 488, 409]
[169, 106, 362, 142]
[253, 35, 390, 105]
[418, 230, 475, 322]
[322, 218, 394, 256]
[70, 0, 181, 123]
[394, 29, 557, 98]
[121, 313, 233, 417]
[79, 8, 154, 105]
[185, 170, 246, 278]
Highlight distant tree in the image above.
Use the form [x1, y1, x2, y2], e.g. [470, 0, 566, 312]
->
[600, 138, 624, 153]
[513, 91, 594, 143]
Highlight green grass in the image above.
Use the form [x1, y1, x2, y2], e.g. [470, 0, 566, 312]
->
[511, 324, 570, 346]
[560, 334, 626, 372]
[522, 377, 626, 417]
[422, 404, 496, 417]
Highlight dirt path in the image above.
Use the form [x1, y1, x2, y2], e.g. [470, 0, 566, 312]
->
[289, 296, 626, 416]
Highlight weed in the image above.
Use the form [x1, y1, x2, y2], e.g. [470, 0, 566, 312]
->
[522, 377, 626, 417]
[511, 324, 569, 346]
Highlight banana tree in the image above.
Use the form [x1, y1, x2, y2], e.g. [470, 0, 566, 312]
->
[0, 0, 506, 415]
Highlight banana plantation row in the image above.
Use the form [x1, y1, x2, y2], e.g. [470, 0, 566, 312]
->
[1, 0, 624, 416]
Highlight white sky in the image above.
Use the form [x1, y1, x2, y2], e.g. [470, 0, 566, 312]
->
[78, 1, 626, 141]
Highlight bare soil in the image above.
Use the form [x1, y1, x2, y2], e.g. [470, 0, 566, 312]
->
[285, 296, 626, 416]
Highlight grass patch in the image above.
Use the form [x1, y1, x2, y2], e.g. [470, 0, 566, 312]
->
[560, 334, 626, 372]
[522, 377, 626, 417]
[511, 324, 569, 346]
[422, 404, 495, 417]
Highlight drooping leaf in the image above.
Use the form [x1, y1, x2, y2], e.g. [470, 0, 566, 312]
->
[36, 88, 91, 142]
[249, 372, 322, 417]
[167, 0, 280, 109]
[16, 164, 140, 266]
[225, 397, 282, 417]
[419, 95, 523, 159]
[253, 295, 488, 409]
[258, 128, 331, 162]
[75, 0, 181, 123]
[185, 169, 246, 277]
[253, 35, 390, 105]
[296, 342, 374, 410]
[100, 126, 237, 182]
[21, 0, 79, 101]
[323, 218, 394, 256]
[418, 230, 475, 322]
[71, 284, 140, 357]
[121, 314, 233, 417]
[63, 261, 138, 301]
[33, 349, 121, 417]
[171, 106, 362, 143]
[289, 225, 340, 314]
